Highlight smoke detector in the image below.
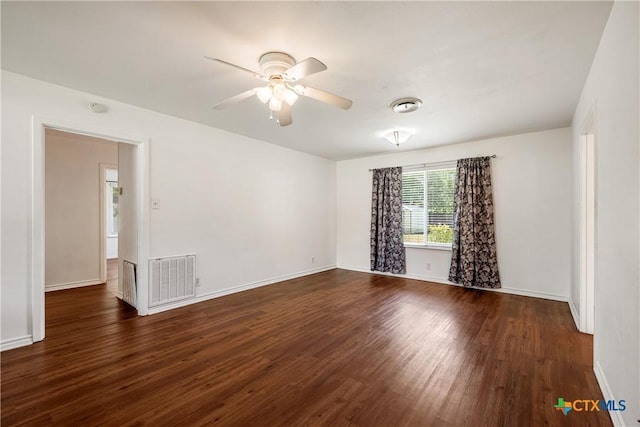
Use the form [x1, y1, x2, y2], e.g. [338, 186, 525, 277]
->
[390, 97, 422, 113]
[89, 102, 107, 113]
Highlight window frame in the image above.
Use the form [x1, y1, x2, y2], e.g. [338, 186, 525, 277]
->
[401, 161, 457, 250]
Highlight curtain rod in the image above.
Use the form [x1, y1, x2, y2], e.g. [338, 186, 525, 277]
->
[368, 155, 496, 171]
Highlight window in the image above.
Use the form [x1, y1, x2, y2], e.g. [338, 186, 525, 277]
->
[402, 162, 456, 247]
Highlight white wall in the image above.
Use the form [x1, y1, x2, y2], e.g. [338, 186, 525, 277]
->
[571, 2, 639, 425]
[337, 127, 572, 300]
[116, 141, 139, 301]
[1, 71, 336, 347]
[45, 129, 117, 290]
[106, 237, 118, 259]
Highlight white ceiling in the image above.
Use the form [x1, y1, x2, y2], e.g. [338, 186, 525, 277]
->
[1, 1, 612, 160]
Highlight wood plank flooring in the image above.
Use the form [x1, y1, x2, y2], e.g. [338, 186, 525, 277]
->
[105, 258, 118, 297]
[1, 269, 611, 426]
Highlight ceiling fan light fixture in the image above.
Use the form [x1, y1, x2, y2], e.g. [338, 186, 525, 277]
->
[256, 86, 272, 103]
[385, 130, 412, 146]
[272, 82, 287, 100]
[269, 97, 282, 112]
[284, 89, 299, 106]
[208, 52, 353, 126]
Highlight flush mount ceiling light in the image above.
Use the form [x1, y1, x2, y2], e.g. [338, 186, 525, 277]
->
[385, 130, 413, 146]
[206, 52, 353, 127]
[390, 97, 422, 114]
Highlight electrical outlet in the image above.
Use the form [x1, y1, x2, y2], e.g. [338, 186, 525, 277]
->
[426, 263, 431, 271]
[195, 277, 200, 286]
[311, 257, 315, 264]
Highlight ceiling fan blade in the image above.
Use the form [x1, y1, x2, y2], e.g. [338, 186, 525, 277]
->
[298, 86, 353, 110]
[283, 57, 327, 81]
[212, 88, 257, 109]
[277, 102, 293, 127]
[204, 56, 265, 80]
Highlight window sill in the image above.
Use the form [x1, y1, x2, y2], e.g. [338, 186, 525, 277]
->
[404, 244, 452, 251]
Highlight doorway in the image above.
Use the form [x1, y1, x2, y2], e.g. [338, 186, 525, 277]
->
[103, 165, 119, 297]
[44, 130, 130, 303]
[44, 130, 118, 292]
[32, 118, 150, 342]
[579, 111, 596, 334]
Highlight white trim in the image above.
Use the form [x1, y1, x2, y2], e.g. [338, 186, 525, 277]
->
[568, 299, 580, 331]
[578, 134, 587, 331]
[578, 105, 597, 334]
[1, 335, 33, 352]
[136, 139, 150, 316]
[337, 265, 569, 302]
[148, 265, 336, 315]
[404, 244, 452, 251]
[491, 286, 568, 302]
[45, 278, 103, 292]
[32, 116, 151, 343]
[99, 163, 118, 284]
[32, 118, 46, 343]
[593, 361, 623, 427]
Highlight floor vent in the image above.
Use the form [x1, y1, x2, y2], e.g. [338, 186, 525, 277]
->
[149, 255, 196, 307]
[122, 260, 137, 308]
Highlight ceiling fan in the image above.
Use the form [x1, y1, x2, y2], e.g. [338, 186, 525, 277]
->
[206, 52, 353, 127]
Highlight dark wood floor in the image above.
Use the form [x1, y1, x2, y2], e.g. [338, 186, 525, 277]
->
[1, 269, 611, 426]
[105, 258, 118, 297]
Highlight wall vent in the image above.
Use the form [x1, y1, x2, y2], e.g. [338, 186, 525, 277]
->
[149, 255, 196, 307]
[122, 260, 137, 308]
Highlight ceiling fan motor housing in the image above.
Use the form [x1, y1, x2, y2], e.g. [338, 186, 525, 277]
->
[259, 52, 296, 77]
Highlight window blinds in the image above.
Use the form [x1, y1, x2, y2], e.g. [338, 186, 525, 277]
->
[401, 162, 457, 246]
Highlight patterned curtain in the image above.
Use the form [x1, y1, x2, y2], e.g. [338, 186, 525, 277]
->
[448, 157, 501, 288]
[370, 167, 406, 274]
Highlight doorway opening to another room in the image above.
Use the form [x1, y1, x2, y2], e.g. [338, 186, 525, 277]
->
[32, 118, 150, 343]
[104, 165, 119, 297]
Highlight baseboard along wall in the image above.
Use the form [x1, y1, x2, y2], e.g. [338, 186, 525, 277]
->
[45, 278, 103, 292]
[337, 264, 569, 302]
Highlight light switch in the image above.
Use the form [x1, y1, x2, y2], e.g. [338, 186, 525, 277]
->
[151, 199, 160, 210]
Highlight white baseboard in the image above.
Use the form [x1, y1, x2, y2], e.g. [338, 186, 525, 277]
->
[568, 299, 581, 331]
[337, 264, 568, 302]
[492, 286, 568, 302]
[593, 361, 625, 426]
[1, 335, 33, 352]
[45, 278, 103, 292]
[148, 265, 336, 315]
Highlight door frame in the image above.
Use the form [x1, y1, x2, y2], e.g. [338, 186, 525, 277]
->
[32, 116, 150, 342]
[578, 108, 596, 334]
[100, 163, 119, 286]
